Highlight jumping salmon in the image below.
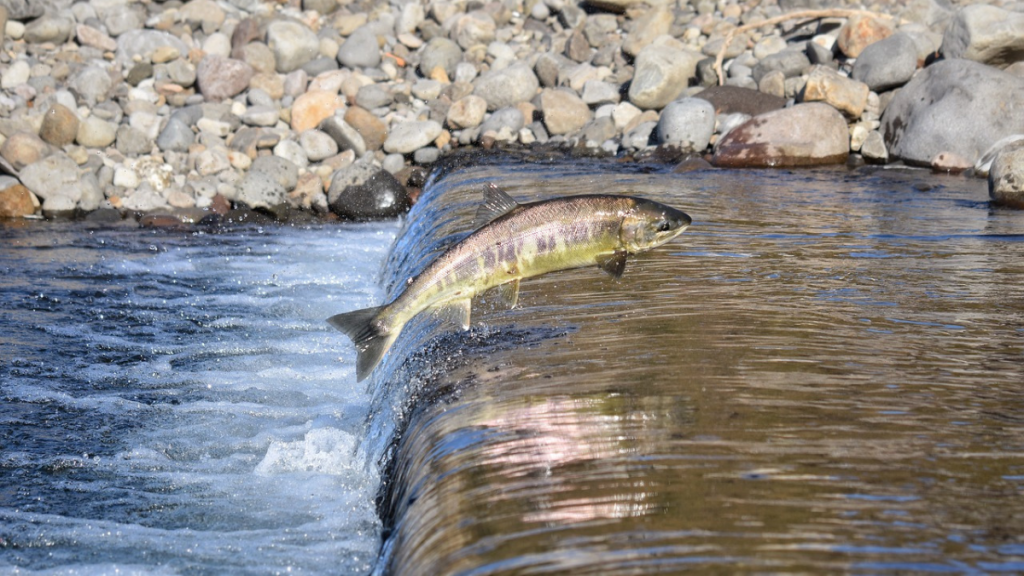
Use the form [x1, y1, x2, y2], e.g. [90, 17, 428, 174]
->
[328, 184, 692, 381]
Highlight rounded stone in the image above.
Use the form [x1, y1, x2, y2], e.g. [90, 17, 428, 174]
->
[290, 90, 344, 132]
[298, 129, 338, 161]
[1, 59, 30, 89]
[851, 32, 919, 92]
[18, 153, 80, 200]
[237, 172, 288, 209]
[989, 145, 1024, 208]
[196, 56, 254, 102]
[712, 103, 850, 168]
[473, 62, 540, 111]
[383, 120, 443, 154]
[267, 20, 320, 73]
[446, 94, 488, 129]
[24, 15, 73, 44]
[539, 89, 593, 136]
[327, 161, 411, 220]
[251, 155, 299, 191]
[76, 116, 118, 149]
[1, 132, 49, 169]
[344, 107, 387, 151]
[337, 26, 381, 69]
[628, 44, 703, 110]
[656, 97, 715, 151]
[0, 184, 37, 218]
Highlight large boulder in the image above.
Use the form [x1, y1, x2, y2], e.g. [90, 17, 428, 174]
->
[881, 59, 1024, 166]
[628, 43, 702, 110]
[328, 161, 412, 220]
[711, 103, 849, 168]
[941, 4, 1024, 68]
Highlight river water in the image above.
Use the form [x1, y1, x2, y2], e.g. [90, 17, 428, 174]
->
[2, 158, 1024, 574]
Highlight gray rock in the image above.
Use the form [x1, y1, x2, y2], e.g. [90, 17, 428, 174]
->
[241, 105, 280, 126]
[579, 117, 616, 147]
[623, 121, 657, 150]
[18, 153, 78, 200]
[381, 153, 405, 174]
[327, 160, 411, 220]
[237, 172, 288, 209]
[712, 103, 849, 167]
[418, 37, 462, 78]
[102, 5, 143, 37]
[446, 94, 487, 129]
[250, 155, 299, 190]
[356, 84, 393, 109]
[478, 107, 525, 136]
[24, 14, 72, 43]
[534, 52, 573, 88]
[298, 129, 338, 161]
[41, 195, 77, 215]
[155, 117, 195, 152]
[116, 30, 189, 68]
[448, 10, 496, 50]
[657, 97, 716, 151]
[320, 115, 367, 157]
[165, 58, 197, 87]
[852, 32, 918, 92]
[383, 120, 443, 154]
[473, 62, 540, 111]
[861, 130, 888, 163]
[581, 80, 620, 106]
[628, 44, 703, 110]
[752, 49, 811, 83]
[273, 140, 308, 169]
[881, 59, 1024, 166]
[115, 125, 152, 155]
[196, 56, 253, 102]
[266, 20, 320, 73]
[899, 0, 954, 34]
[301, 57, 339, 77]
[941, 4, 1024, 68]
[76, 173, 104, 212]
[337, 25, 381, 69]
[540, 89, 592, 136]
[0, 0, 70, 20]
[988, 144, 1024, 208]
[806, 40, 834, 66]
[413, 147, 440, 164]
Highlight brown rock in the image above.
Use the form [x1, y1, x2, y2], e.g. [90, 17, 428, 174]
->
[0, 184, 37, 218]
[196, 56, 253, 101]
[540, 88, 593, 135]
[801, 65, 870, 118]
[75, 23, 116, 51]
[837, 15, 894, 58]
[1, 132, 50, 169]
[693, 85, 786, 117]
[249, 72, 285, 100]
[39, 104, 80, 146]
[291, 89, 345, 132]
[344, 106, 387, 151]
[930, 151, 972, 173]
[231, 18, 261, 53]
[712, 103, 850, 168]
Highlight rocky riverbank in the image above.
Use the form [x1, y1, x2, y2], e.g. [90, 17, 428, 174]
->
[0, 0, 1022, 224]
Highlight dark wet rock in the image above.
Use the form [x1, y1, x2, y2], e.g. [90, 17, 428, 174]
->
[851, 32, 919, 92]
[328, 161, 411, 220]
[196, 56, 253, 102]
[85, 207, 124, 223]
[657, 97, 715, 151]
[989, 144, 1024, 208]
[672, 157, 715, 173]
[941, 4, 1024, 68]
[712, 103, 849, 168]
[881, 59, 1024, 166]
[693, 85, 786, 117]
[0, 183, 36, 218]
[473, 62, 539, 111]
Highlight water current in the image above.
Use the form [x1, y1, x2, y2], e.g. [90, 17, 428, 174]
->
[2, 157, 1024, 575]
[1, 221, 397, 574]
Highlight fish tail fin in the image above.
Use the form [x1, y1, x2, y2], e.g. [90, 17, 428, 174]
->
[327, 306, 397, 381]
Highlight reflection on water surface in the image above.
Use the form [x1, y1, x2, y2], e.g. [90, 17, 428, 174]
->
[370, 161, 1024, 574]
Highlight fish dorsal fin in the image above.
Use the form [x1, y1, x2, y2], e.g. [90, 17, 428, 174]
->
[430, 298, 472, 330]
[472, 183, 521, 228]
[494, 278, 520, 309]
[596, 250, 628, 279]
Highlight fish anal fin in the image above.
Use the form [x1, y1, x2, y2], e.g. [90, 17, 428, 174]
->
[495, 278, 520, 309]
[596, 250, 628, 278]
[327, 306, 396, 382]
[431, 298, 472, 330]
[472, 183, 521, 228]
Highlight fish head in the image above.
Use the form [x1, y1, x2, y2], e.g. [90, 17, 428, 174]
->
[620, 199, 692, 253]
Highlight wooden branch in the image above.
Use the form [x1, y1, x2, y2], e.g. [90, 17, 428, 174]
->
[713, 9, 898, 86]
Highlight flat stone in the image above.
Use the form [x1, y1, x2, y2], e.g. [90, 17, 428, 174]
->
[881, 59, 1024, 166]
[540, 89, 593, 136]
[851, 32, 919, 92]
[320, 115, 367, 157]
[383, 120, 443, 154]
[941, 4, 1024, 68]
[75, 23, 116, 51]
[802, 65, 870, 118]
[24, 14, 72, 44]
[712, 103, 850, 168]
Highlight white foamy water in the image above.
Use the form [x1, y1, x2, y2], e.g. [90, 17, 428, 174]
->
[0, 222, 398, 574]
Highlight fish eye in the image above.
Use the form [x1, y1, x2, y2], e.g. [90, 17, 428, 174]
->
[657, 221, 672, 232]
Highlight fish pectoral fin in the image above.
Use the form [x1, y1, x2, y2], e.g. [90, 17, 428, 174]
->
[430, 298, 472, 331]
[495, 278, 520, 309]
[596, 250, 628, 279]
[472, 183, 522, 228]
